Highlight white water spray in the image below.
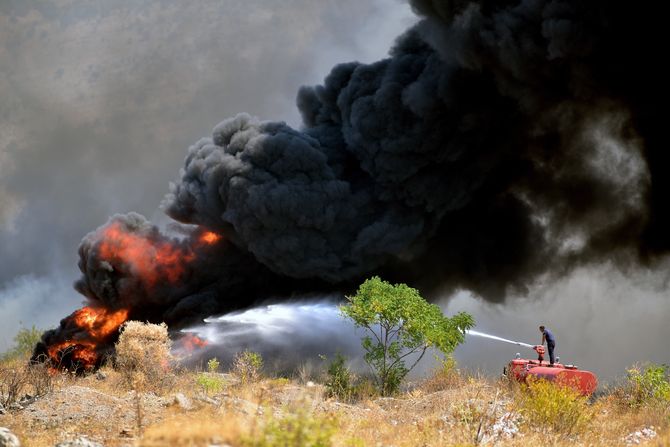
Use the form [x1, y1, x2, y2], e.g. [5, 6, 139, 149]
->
[466, 329, 534, 348]
[174, 299, 365, 369]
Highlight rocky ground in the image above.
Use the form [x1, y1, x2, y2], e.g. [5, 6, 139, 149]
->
[1, 366, 669, 446]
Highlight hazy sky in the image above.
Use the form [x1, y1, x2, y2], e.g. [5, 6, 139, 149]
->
[1, 1, 667, 381]
[0, 0, 417, 350]
[444, 261, 670, 381]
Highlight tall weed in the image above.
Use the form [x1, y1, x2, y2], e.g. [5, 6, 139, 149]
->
[626, 363, 670, 406]
[514, 378, 593, 436]
[233, 350, 263, 384]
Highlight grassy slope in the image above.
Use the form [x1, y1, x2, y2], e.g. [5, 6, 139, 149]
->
[1, 358, 669, 447]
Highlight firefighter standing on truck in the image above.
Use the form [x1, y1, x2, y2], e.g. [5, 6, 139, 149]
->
[539, 325, 556, 366]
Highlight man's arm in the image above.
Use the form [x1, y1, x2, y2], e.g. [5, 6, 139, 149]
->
[541, 333, 546, 345]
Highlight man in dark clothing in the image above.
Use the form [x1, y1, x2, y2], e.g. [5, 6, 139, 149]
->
[539, 325, 556, 366]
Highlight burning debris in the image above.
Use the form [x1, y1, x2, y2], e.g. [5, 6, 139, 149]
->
[32, 214, 229, 371]
[33, 306, 128, 372]
[35, 0, 664, 371]
[176, 333, 209, 354]
[33, 213, 328, 371]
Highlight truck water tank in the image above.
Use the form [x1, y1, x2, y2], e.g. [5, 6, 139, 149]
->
[526, 366, 598, 396]
[506, 358, 598, 396]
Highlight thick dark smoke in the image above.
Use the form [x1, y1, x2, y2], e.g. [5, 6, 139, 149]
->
[34, 213, 332, 368]
[163, 0, 662, 301]
[72, 213, 334, 326]
[35, 0, 666, 368]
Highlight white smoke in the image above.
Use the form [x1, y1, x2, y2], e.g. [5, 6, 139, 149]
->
[0, 274, 81, 353]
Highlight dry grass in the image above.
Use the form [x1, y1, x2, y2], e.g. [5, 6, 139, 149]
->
[418, 356, 466, 393]
[114, 321, 173, 394]
[0, 358, 53, 407]
[2, 349, 669, 446]
[139, 408, 244, 447]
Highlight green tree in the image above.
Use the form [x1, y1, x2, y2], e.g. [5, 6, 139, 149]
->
[2, 325, 43, 360]
[341, 276, 474, 396]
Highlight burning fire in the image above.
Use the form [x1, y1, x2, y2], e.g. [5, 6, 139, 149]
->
[180, 333, 209, 353]
[71, 306, 130, 339]
[96, 223, 222, 287]
[199, 231, 221, 245]
[98, 222, 196, 287]
[39, 222, 223, 372]
[46, 306, 129, 371]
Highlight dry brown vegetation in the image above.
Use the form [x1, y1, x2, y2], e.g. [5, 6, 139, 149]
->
[114, 321, 174, 394]
[1, 324, 669, 446]
[0, 358, 53, 408]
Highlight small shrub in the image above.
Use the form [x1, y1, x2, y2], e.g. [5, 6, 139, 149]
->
[514, 378, 593, 435]
[196, 358, 226, 395]
[296, 362, 316, 384]
[319, 354, 377, 402]
[25, 361, 53, 397]
[115, 321, 173, 393]
[421, 355, 463, 392]
[0, 363, 26, 407]
[323, 353, 354, 401]
[626, 363, 670, 406]
[243, 406, 337, 447]
[452, 398, 488, 444]
[197, 373, 226, 396]
[2, 325, 43, 360]
[453, 398, 486, 425]
[0, 361, 52, 407]
[351, 377, 378, 401]
[233, 350, 263, 384]
[207, 357, 220, 373]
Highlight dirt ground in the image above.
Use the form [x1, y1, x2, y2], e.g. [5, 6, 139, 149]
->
[1, 366, 669, 447]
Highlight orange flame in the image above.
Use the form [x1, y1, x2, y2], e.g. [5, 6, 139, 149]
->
[98, 222, 195, 287]
[199, 231, 221, 245]
[181, 333, 208, 352]
[44, 224, 222, 372]
[71, 306, 130, 339]
[47, 306, 129, 372]
[47, 340, 98, 371]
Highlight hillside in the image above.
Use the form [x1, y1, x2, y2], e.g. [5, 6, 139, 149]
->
[2, 357, 669, 447]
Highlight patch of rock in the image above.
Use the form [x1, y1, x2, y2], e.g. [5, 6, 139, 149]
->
[54, 436, 103, 447]
[20, 386, 167, 428]
[623, 426, 657, 445]
[171, 393, 193, 411]
[0, 427, 20, 447]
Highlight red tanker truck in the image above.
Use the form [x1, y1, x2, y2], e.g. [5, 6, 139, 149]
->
[505, 345, 598, 396]
[467, 330, 598, 396]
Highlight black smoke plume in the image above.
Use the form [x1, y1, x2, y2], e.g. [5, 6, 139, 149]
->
[36, 0, 665, 368]
[164, 0, 663, 298]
